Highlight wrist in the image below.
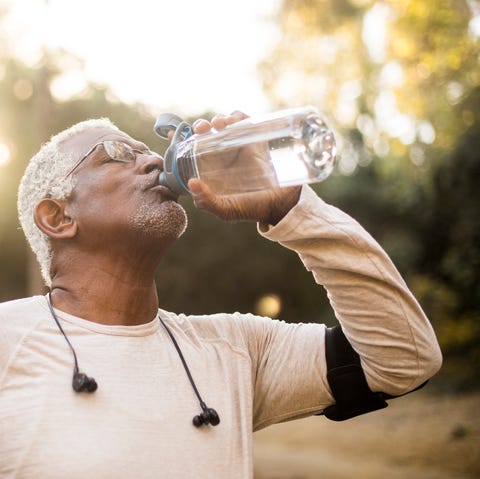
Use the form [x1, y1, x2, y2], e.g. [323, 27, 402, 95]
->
[266, 186, 302, 226]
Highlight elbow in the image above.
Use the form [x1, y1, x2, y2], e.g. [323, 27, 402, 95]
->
[420, 341, 443, 384]
[385, 321, 444, 396]
[399, 344, 443, 396]
[366, 341, 443, 397]
[408, 336, 443, 393]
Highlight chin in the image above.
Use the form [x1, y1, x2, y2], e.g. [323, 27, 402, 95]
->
[129, 201, 188, 239]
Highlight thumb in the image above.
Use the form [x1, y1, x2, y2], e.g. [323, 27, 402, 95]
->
[188, 179, 229, 217]
[188, 179, 253, 222]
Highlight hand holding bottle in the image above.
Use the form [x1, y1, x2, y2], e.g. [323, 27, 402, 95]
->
[188, 111, 302, 224]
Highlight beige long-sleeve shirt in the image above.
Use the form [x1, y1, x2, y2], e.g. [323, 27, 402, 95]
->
[0, 186, 442, 478]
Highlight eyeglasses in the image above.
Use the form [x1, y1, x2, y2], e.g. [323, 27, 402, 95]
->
[64, 140, 161, 178]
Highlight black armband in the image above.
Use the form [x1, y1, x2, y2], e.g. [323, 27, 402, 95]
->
[319, 325, 426, 421]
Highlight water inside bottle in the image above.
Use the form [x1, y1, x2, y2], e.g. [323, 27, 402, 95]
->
[271, 114, 336, 186]
[193, 114, 336, 195]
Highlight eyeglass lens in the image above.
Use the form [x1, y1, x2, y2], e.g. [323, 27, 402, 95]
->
[103, 141, 136, 163]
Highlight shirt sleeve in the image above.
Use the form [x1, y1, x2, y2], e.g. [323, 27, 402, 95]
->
[258, 185, 442, 398]
[0, 297, 43, 385]
[231, 313, 331, 431]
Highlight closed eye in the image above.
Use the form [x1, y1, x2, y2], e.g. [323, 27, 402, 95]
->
[100, 154, 131, 164]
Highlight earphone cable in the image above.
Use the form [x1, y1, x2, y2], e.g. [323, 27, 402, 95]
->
[158, 315, 206, 411]
[47, 292, 80, 374]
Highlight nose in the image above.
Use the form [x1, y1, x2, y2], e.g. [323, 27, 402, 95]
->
[136, 151, 164, 175]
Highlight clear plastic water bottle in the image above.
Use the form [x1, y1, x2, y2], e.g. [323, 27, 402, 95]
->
[154, 106, 336, 196]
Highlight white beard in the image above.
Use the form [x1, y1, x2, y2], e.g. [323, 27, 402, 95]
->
[129, 200, 188, 239]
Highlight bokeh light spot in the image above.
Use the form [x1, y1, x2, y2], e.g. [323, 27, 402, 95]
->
[255, 294, 282, 318]
[13, 79, 33, 100]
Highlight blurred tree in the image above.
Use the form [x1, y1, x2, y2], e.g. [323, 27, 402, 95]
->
[260, 0, 480, 388]
[260, 0, 478, 172]
[414, 87, 480, 389]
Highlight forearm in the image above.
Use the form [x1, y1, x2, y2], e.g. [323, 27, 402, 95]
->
[259, 186, 442, 396]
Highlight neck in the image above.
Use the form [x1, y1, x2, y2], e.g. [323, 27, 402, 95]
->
[50, 254, 162, 326]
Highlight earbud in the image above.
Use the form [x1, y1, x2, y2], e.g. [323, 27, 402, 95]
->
[72, 371, 98, 393]
[193, 407, 220, 427]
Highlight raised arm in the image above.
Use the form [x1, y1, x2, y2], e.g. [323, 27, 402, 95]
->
[186, 110, 441, 399]
[259, 185, 442, 396]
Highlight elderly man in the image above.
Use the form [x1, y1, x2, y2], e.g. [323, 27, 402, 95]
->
[1, 111, 441, 478]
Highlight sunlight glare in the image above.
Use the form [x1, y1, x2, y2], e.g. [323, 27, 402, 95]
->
[2, 0, 279, 116]
[50, 71, 88, 101]
[0, 143, 11, 167]
[469, 15, 480, 37]
[362, 3, 390, 63]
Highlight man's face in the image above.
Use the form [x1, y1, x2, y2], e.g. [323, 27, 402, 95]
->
[60, 126, 187, 252]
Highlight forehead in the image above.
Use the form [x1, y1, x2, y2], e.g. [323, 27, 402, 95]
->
[59, 127, 140, 160]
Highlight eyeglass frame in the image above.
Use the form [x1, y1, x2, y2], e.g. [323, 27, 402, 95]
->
[64, 140, 161, 178]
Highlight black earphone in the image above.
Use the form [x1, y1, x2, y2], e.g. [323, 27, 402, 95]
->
[71, 370, 98, 393]
[158, 315, 220, 427]
[193, 404, 220, 427]
[47, 293, 219, 427]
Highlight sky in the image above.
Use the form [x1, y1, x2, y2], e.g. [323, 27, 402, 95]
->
[1, 0, 280, 117]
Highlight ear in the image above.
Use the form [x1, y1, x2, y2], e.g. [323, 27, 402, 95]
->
[34, 198, 78, 239]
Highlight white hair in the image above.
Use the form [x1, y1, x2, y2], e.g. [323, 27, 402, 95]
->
[17, 118, 120, 287]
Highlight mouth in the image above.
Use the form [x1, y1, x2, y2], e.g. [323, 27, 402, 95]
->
[146, 173, 179, 202]
[150, 184, 179, 201]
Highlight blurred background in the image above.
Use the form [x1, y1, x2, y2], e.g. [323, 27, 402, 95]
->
[0, 0, 479, 476]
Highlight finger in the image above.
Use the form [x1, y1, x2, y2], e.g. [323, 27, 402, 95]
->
[188, 179, 232, 219]
[187, 178, 207, 196]
[225, 110, 249, 126]
[192, 119, 212, 134]
[188, 178, 217, 209]
[211, 114, 228, 131]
